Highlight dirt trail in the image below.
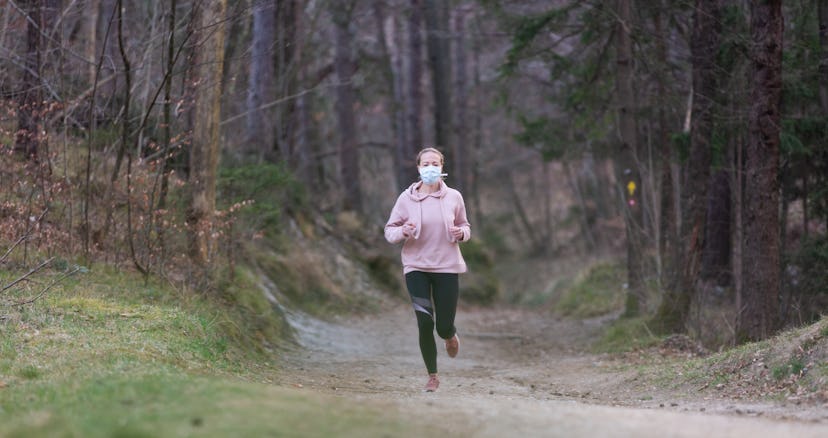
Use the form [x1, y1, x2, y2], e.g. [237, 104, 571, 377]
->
[279, 305, 828, 437]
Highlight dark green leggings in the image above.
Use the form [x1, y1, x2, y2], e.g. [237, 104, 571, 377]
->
[405, 271, 459, 374]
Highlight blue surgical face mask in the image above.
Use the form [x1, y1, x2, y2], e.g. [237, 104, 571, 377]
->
[419, 165, 442, 185]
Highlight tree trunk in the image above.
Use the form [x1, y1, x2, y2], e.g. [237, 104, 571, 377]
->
[452, 6, 469, 193]
[246, 0, 276, 161]
[15, 0, 44, 162]
[274, 0, 300, 163]
[155, 0, 178, 273]
[83, 0, 102, 87]
[817, 0, 828, 238]
[653, 0, 721, 332]
[614, 0, 645, 316]
[294, 2, 314, 188]
[332, 1, 362, 212]
[701, 169, 731, 286]
[424, 0, 452, 157]
[373, 0, 409, 192]
[187, 0, 227, 268]
[732, 132, 744, 343]
[470, 13, 483, 229]
[819, 0, 828, 114]
[653, 1, 677, 289]
[407, 0, 424, 163]
[737, 0, 783, 343]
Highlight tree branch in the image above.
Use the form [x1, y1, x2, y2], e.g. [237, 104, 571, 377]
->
[0, 208, 49, 265]
[1, 257, 54, 293]
[13, 267, 82, 306]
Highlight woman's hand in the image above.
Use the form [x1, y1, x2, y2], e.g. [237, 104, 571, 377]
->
[450, 226, 464, 241]
[402, 223, 417, 238]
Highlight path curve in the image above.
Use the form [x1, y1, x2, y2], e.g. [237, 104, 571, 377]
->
[279, 305, 828, 437]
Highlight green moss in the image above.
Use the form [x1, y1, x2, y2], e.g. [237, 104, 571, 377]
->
[772, 357, 806, 380]
[555, 262, 625, 318]
[593, 317, 661, 353]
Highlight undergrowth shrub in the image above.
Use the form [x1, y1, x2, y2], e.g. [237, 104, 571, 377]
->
[460, 239, 500, 304]
[219, 163, 306, 240]
[787, 235, 828, 323]
[555, 262, 625, 318]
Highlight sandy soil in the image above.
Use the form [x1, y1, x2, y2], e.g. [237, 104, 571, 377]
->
[278, 304, 828, 437]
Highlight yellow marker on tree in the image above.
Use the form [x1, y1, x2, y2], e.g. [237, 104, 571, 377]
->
[627, 181, 636, 196]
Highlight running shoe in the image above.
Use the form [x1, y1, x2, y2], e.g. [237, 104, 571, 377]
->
[445, 333, 459, 358]
[425, 374, 439, 392]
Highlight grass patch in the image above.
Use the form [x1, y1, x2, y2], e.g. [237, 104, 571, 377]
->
[0, 265, 442, 437]
[555, 262, 625, 318]
[592, 317, 661, 353]
[636, 316, 828, 402]
[18, 365, 42, 380]
[1, 372, 436, 438]
[772, 357, 806, 380]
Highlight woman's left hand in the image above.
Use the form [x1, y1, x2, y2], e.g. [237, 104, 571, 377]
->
[450, 226, 464, 241]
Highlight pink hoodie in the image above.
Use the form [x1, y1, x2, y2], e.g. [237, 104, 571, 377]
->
[385, 180, 471, 274]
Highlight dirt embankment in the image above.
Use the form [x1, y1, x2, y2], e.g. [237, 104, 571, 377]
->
[276, 305, 828, 437]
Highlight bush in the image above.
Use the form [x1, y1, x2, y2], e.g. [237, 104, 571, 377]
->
[788, 235, 828, 322]
[460, 239, 500, 304]
[218, 163, 306, 238]
[555, 262, 625, 318]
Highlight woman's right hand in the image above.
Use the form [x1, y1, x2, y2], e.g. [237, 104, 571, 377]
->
[402, 223, 417, 238]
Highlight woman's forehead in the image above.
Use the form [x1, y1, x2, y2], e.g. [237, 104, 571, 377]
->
[420, 152, 441, 162]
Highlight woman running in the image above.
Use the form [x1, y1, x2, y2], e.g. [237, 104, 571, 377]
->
[384, 147, 471, 392]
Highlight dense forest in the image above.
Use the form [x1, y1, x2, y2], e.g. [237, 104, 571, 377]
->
[1, 0, 826, 348]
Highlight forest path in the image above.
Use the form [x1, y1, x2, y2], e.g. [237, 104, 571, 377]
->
[279, 305, 828, 437]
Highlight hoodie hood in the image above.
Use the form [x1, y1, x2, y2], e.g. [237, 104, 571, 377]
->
[406, 180, 448, 202]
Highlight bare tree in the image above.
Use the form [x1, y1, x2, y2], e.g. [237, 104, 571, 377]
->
[652, 0, 678, 291]
[737, 0, 783, 342]
[373, 0, 409, 191]
[820, 0, 828, 116]
[452, 5, 469, 193]
[274, 0, 301, 162]
[407, 0, 424, 162]
[423, 0, 452, 158]
[188, 0, 228, 267]
[82, 0, 102, 86]
[614, 0, 645, 316]
[701, 169, 731, 286]
[15, 0, 45, 161]
[332, 0, 362, 212]
[246, 0, 276, 161]
[653, 0, 722, 331]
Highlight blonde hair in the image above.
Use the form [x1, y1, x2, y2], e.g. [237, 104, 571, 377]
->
[416, 147, 444, 166]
